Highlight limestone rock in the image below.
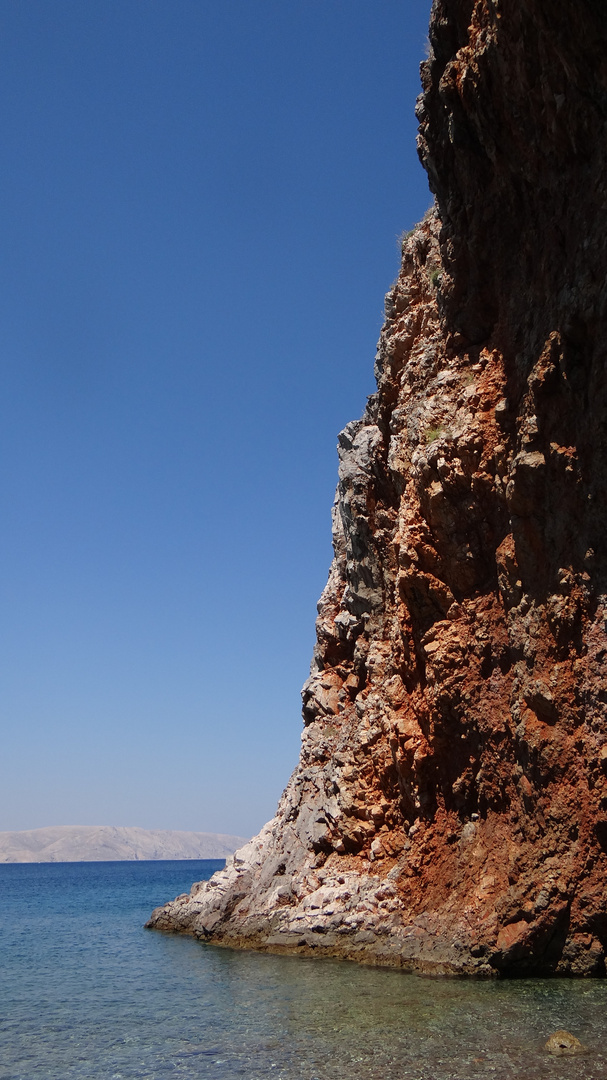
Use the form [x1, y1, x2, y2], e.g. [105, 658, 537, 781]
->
[148, 0, 607, 975]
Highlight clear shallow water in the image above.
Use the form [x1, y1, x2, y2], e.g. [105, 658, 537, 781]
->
[1, 862, 607, 1080]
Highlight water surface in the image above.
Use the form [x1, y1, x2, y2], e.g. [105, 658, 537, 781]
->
[1, 861, 606, 1079]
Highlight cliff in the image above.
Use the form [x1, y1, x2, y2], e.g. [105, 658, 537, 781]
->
[147, 0, 607, 976]
[0, 826, 248, 862]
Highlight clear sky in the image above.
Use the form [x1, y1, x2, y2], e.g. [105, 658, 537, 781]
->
[0, 0, 433, 839]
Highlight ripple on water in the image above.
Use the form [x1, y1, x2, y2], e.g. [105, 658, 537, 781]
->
[1, 862, 607, 1080]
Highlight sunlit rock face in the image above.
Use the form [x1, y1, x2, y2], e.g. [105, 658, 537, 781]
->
[148, 0, 607, 976]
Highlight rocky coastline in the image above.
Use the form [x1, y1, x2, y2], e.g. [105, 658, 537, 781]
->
[147, 0, 607, 976]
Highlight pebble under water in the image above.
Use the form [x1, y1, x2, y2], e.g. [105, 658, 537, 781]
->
[1, 860, 607, 1080]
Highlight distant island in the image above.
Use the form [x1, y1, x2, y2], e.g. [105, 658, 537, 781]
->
[0, 825, 249, 862]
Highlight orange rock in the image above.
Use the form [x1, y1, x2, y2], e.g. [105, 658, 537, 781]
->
[148, 0, 607, 977]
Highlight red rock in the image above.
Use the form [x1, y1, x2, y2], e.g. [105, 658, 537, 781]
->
[147, 0, 607, 976]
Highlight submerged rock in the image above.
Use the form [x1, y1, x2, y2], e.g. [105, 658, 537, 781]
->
[544, 1031, 585, 1056]
[148, 0, 607, 976]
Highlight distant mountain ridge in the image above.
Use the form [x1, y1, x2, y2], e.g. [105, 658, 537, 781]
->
[0, 825, 249, 862]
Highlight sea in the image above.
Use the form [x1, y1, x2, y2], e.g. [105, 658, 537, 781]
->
[1, 861, 607, 1080]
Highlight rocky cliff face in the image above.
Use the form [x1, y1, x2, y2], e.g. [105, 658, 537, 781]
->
[147, 0, 607, 976]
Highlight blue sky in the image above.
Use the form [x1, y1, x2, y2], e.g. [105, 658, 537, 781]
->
[0, 0, 433, 838]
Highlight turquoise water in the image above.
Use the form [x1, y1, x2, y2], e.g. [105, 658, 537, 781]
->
[1, 862, 607, 1080]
